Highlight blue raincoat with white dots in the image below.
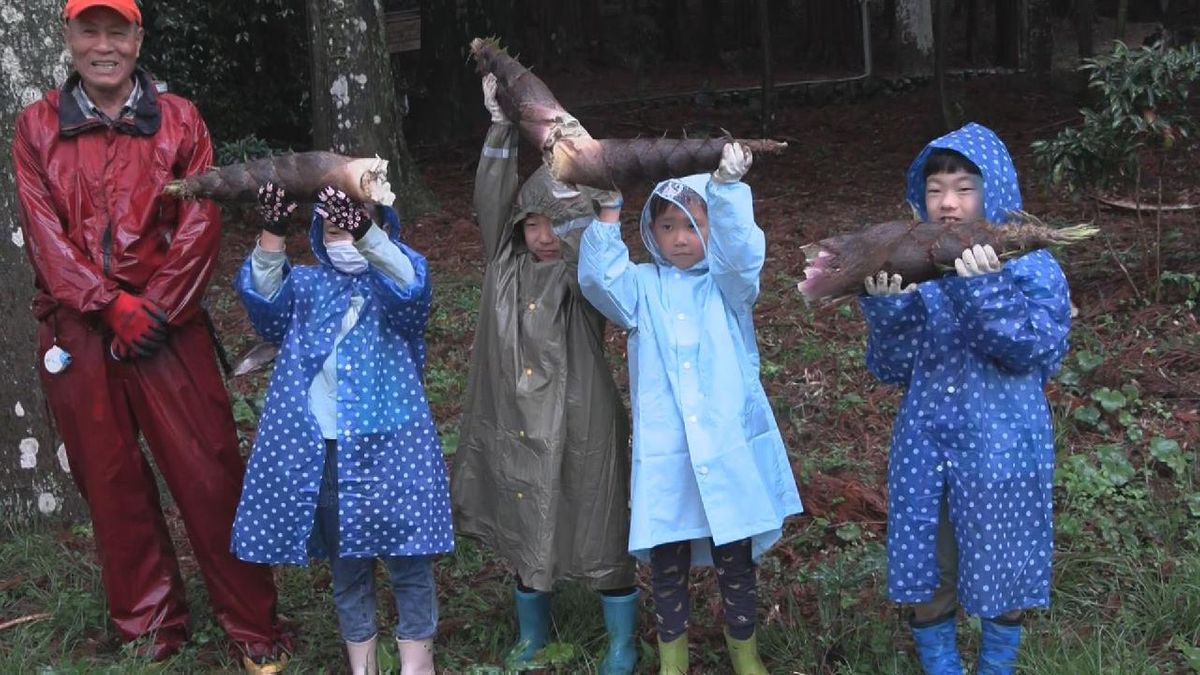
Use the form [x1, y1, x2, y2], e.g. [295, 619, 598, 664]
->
[231, 207, 454, 565]
[579, 173, 803, 565]
[860, 123, 1071, 617]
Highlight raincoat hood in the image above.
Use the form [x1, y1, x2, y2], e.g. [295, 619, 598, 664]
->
[508, 166, 594, 251]
[905, 122, 1022, 223]
[639, 173, 711, 271]
[308, 203, 404, 270]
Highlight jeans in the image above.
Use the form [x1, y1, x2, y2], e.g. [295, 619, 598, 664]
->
[316, 441, 438, 642]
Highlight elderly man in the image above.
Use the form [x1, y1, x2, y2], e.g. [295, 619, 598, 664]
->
[12, 0, 288, 671]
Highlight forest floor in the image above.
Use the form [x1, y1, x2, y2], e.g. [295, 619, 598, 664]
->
[2, 59, 1199, 674]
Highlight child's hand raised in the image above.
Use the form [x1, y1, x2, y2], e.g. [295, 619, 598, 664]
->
[257, 182, 298, 237]
[315, 186, 372, 240]
[482, 74, 508, 124]
[712, 142, 753, 183]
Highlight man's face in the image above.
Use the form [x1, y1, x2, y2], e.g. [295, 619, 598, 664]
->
[522, 214, 561, 262]
[651, 202, 709, 269]
[63, 7, 143, 99]
[924, 170, 984, 223]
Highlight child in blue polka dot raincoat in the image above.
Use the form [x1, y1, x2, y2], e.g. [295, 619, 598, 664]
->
[231, 184, 453, 674]
[579, 143, 804, 675]
[859, 123, 1072, 675]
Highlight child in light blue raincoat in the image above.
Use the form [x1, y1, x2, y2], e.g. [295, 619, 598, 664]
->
[232, 185, 453, 674]
[579, 143, 803, 674]
[859, 123, 1071, 675]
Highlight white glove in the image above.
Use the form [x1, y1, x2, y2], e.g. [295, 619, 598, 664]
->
[712, 142, 752, 183]
[551, 181, 622, 210]
[482, 74, 507, 124]
[954, 244, 1003, 278]
[584, 186, 623, 210]
[864, 271, 916, 296]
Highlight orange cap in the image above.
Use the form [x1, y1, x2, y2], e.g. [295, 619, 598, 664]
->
[63, 0, 142, 25]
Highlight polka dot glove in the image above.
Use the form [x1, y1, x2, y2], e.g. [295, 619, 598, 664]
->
[315, 186, 372, 240]
[257, 182, 298, 237]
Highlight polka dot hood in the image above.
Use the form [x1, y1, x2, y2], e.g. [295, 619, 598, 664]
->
[905, 121, 1023, 223]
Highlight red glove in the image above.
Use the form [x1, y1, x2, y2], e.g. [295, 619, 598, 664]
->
[101, 292, 168, 358]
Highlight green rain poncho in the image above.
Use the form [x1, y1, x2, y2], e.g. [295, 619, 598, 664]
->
[451, 122, 635, 591]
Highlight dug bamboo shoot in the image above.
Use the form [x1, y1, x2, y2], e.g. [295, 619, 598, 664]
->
[163, 152, 394, 206]
[469, 37, 787, 190]
[798, 218, 1098, 305]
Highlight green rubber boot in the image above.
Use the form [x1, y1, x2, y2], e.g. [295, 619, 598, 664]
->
[657, 634, 688, 675]
[725, 630, 769, 675]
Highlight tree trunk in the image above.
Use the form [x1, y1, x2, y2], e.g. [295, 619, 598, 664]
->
[308, 0, 434, 218]
[995, 0, 1022, 68]
[1074, 0, 1095, 59]
[759, 0, 773, 137]
[797, 0, 862, 67]
[1115, 0, 1128, 41]
[965, 0, 981, 63]
[934, 0, 955, 131]
[0, 0, 86, 522]
[1028, 0, 1055, 74]
[895, 0, 935, 75]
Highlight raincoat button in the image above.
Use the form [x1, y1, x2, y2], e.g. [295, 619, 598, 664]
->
[683, 361, 692, 369]
[528, 303, 536, 311]
[687, 415, 698, 423]
[517, 492, 524, 499]
[947, 385, 956, 393]
[676, 313, 686, 320]
[518, 430, 525, 438]
[524, 367, 533, 376]
[698, 466, 709, 476]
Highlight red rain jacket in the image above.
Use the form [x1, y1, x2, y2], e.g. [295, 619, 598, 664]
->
[13, 69, 219, 325]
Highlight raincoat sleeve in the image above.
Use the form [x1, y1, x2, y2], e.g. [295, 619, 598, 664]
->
[943, 249, 1071, 378]
[705, 179, 765, 309]
[12, 110, 121, 314]
[141, 104, 222, 326]
[361, 207, 432, 339]
[355, 224, 415, 286]
[474, 122, 520, 262]
[236, 250, 294, 344]
[578, 219, 640, 330]
[860, 291, 927, 386]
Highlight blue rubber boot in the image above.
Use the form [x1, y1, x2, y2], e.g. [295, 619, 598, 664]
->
[910, 613, 964, 675]
[510, 587, 551, 664]
[977, 618, 1022, 675]
[598, 590, 639, 674]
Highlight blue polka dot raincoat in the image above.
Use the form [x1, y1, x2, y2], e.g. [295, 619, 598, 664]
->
[231, 207, 454, 565]
[859, 123, 1072, 617]
[579, 173, 803, 565]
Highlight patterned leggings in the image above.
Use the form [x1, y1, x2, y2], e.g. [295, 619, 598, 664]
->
[649, 538, 756, 641]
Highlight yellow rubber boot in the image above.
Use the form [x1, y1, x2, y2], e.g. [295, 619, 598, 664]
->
[725, 630, 768, 675]
[657, 634, 688, 674]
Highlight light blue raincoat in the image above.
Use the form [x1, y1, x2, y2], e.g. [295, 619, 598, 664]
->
[231, 207, 454, 565]
[860, 123, 1071, 617]
[579, 173, 803, 565]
